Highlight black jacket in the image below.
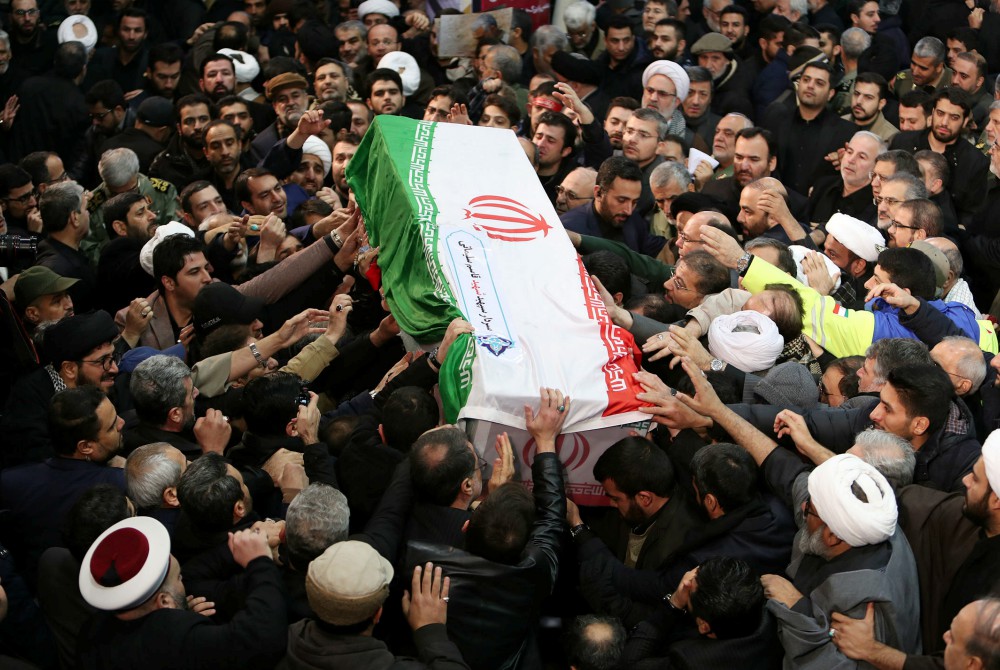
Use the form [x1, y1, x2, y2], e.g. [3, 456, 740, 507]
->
[148, 133, 213, 192]
[34, 238, 99, 314]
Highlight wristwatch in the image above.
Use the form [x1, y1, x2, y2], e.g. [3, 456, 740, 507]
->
[710, 358, 726, 372]
[569, 523, 588, 539]
[736, 251, 753, 275]
[249, 342, 267, 368]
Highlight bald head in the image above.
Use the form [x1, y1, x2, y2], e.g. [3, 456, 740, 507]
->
[924, 236, 962, 293]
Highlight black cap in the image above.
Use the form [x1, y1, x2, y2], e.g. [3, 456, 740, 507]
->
[137, 96, 174, 127]
[44, 311, 119, 365]
[192, 282, 264, 338]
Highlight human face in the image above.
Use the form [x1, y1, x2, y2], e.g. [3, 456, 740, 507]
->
[3, 181, 37, 220]
[367, 79, 403, 115]
[65, 0, 90, 15]
[423, 94, 452, 123]
[817, 30, 838, 61]
[663, 261, 705, 308]
[961, 457, 993, 525]
[367, 24, 399, 60]
[683, 80, 711, 121]
[0, 41, 9, 75]
[943, 603, 984, 670]
[290, 154, 325, 196]
[77, 343, 118, 390]
[314, 62, 348, 103]
[737, 188, 769, 238]
[277, 235, 303, 261]
[363, 10, 389, 28]
[876, 180, 908, 227]
[204, 124, 240, 176]
[648, 24, 682, 61]
[698, 51, 729, 79]
[178, 103, 211, 150]
[887, 206, 922, 248]
[148, 60, 181, 98]
[348, 101, 372, 136]
[850, 82, 884, 124]
[898, 104, 929, 132]
[931, 342, 973, 396]
[719, 11, 748, 45]
[604, 105, 633, 149]
[751, 0, 776, 10]
[244, 0, 266, 16]
[642, 73, 678, 118]
[186, 186, 226, 225]
[200, 60, 236, 99]
[951, 57, 982, 94]
[555, 170, 595, 214]
[986, 108, 1000, 146]
[167, 253, 213, 309]
[27, 290, 73, 324]
[910, 54, 943, 88]
[567, 22, 594, 50]
[595, 177, 640, 227]
[122, 198, 157, 241]
[869, 159, 894, 197]
[605, 26, 635, 65]
[118, 15, 147, 52]
[89, 102, 121, 134]
[10, 0, 39, 37]
[219, 102, 252, 138]
[602, 478, 646, 524]
[623, 116, 662, 166]
[703, 0, 723, 31]
[533, 123, 569, 170]
[823, 234, 857, 275]
[677, 213, 710, 255]
[272, 87, 307, 127]
[931, 99, 968, 145]
[479, 104, 513, 129]
[841, 135, 880, 189]
[642, 1, 669, 33]
[652, 180, 684, 219]
[796, 66, 832, 110]
[733, 135, 774, 186]
[852, 0, 880, 33]
[246, 174, 287, 218]
[773, 0, 802, 20]
[336, 27, 366, 64]
[88, 398, 125, 461]
[45, 155, 66, 185]
[819, 367, 848, 406]
[332, 140, 357, 195]
[863, 262, 894, 295]
[759, 32, 784, 63]
[869, 382, 918, 439]
[711, 115, 743, 165]
[946, 38, 966, 70]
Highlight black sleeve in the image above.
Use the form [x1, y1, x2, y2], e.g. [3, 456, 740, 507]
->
[411, 623, 472, 670]
[259, 138, 303, 179]
[303, 441, 338, 488]
[355, 460, 413, 563]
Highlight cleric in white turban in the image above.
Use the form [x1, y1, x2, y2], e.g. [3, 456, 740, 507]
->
[708, 310, 784, 373]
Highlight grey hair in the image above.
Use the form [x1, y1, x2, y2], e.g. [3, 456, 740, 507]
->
[98, 148, 140, 189]
[994, 76, 1000, 97]
[0, 30, 10, 51]
[650, 160, 692, 189]
[866, 337, 930, 387]
[722, 112, 753, 129]
[881, 172, 927, 200]
[631, 107, 670, 140]
[39, 181, 85, 235]
[531, 24, 569, 53]
[840, 27, 871, 60]
[130, 355, 191, 426]
[685, 65, 713, 84]
[853, 130, 887, 154]
[126, 442, 185, 509]
[563, 0, 596, 29]
[285, 483, 350, 567]
[938, 241, 964, 277]
[853, 428, 915, 488]
[990, 98, 1000, 111]
[789, 0, 809, 16]
[941, 335, 988, 394]
[913, 36, 946, 65]
[335, 20, 367, 39]
[487, 44, 522, 83]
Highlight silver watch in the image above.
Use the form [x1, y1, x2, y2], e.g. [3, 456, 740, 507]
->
[710, 358, 726, 372]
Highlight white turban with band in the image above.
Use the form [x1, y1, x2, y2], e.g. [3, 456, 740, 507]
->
[982, 430, 1000, 493]
[378, 51, 420, 97]
[808, 454, 897, 547]
[641, 61, 690, 104]
[826, 213, 884, 263]
[140, 222, 195, 276]
[217, 48, 260, 84]
[302, 136, 332, 177]
[708, 310, 784, 373]
[58, 15, 98, 52]
[358, 0, 399, 19]
[790, 245, 842, 291]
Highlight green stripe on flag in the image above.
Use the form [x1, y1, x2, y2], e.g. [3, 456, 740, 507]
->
[438, 333, 475, 423]
[346, 116, 462, 342]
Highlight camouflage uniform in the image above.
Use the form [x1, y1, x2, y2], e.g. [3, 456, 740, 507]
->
[891, 67, 953, 98]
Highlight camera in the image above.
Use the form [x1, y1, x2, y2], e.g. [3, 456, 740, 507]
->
[295, 385, 311, 407]
[0, 235, 37, 262]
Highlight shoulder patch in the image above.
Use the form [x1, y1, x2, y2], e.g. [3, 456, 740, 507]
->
[896, 71, 907, 80]
[148, 177, 171, 193]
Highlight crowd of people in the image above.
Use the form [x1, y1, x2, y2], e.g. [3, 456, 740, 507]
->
[0, 0, 999, 667]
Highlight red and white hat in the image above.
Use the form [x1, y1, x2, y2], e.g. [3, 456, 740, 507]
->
[79, 517, 171, 612]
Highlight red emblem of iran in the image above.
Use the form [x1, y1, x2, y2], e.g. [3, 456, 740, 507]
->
[464, 195, 552, 242]
[523, 433, 591, 471]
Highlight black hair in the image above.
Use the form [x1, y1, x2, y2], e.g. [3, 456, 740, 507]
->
[381, 387, 440, 451]
[49, 387, 106, 457]
[177, 453, 245, 532]
[64, 484, 131, 562]
[464, 482, 534, 564]
[689, 556, 765, 639]
[596, 155, 642, 191]
[592, 436, 675, 497]
[364, 68, 403, 99]
[242, 372, 303, 437]
[583, 251, 631, 303]
[885, 363, 953, 435]
[409, 427, 475, 506]
[152, 234, 208, 293]
[876, 247, 936, 300]
[691, 443, 759, 512]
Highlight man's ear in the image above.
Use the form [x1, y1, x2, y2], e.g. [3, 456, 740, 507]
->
[161, 275, 176, 293]
[60, 361, 79, 385]
[677, 39, 687, 56]
[822, 524, 844, 548]
[167, 406, 183, 427]
[163, 486, 180, 508]
[910, 415, 930, 437]
[154, 590, 176, 610]
[77, 438, 95, 459]
[112, 219, 128, 237]
[878, 97, 886, 112]
[233, 498, 247, 522]
[23, 305, 40, 325]
[695, 616, 713, 637]
[826, 87, 835, 102]
[285, 419, 298, 438]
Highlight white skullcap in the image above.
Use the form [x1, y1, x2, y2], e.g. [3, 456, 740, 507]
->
[826, 213, 884, 263]
[807, 453, 898, 547]
[58, 15, 98, 52]
[358, 0, 400, 19]
[302, 136, 332, 177]
[708, 310, 784, 373]
[378, 51, 419, 97]
[982, 430, 1000, 494]
[216, 48, 260, 84]
[789, 245, 842, 291]
[140, 222, 196, 276]
[641, 61, 690, 104]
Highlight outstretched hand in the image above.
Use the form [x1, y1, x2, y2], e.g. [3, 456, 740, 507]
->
[525, 387, 570, 452]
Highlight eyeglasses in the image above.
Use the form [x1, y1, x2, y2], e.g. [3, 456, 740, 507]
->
[13, 8, 39, 17]
[802, 496, 820, 521]
[868, 171, 892, 182]
[888, 219, 920, 231]
[2, 189, 37, 204]
[644, 86, 676, 100]
[817, 382, 844, 402]
[79, 353, 119, 371]
[89, 109, 113, 121]
[677, 229, 702, 245]
[556, 185, 593, 202]
[46, 172, 69, 185]
[668, 274, 695, 292]
[873, 195, 903, 206]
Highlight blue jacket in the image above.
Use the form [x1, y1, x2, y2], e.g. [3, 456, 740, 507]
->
[869, 297, 981, 343]
[560, 204, 666, 258]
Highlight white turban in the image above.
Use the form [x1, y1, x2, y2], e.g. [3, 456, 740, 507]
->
[58, 15, 98, 52]
[140, 222, 196, 276]
[641, 61, 690, 104]
[982, 430, 1000, 493]
[808, 454, 897, 547]
[826, 213, 884, 263]
[216, 48, 260, 84]
[378, 51, 420, 97]
[789, 245, 842, 291]
[708, 310, 784, 373]
[358, 0, 400, 19]
[302, 136, 332, 177]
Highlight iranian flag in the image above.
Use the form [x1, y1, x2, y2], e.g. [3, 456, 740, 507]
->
[346, 116, 648, 435]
